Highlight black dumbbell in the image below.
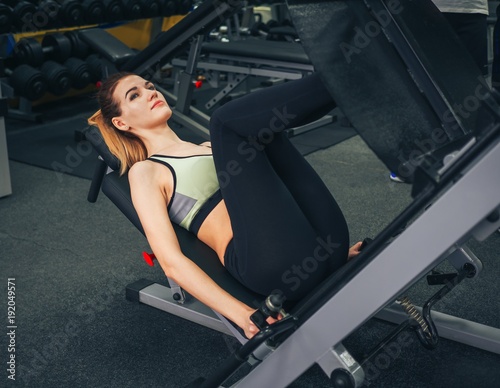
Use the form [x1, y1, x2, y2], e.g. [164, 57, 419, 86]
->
[177, 0, 192, 15]
[64, 31, 89, 59]
[85, 54, 103, 83]
[0, 4, 13, 34]
[102, 0, 124, 22]
[58, 0, 85, 27]
[15, 33, 72, 67]
[122, 0, 142, 20]
[40, 60, 72, 96]
[6, 64, 48, 101]
[37, 0, 61, 29]
[3, 0, 37, 30]
[138, 0, 160, 18]
[64, 57, 91, 89]
[82, 0, 105, 24]
[159, 0, 176, 17]
[20, 0, 60, 31]
[0, 4, 13, 33]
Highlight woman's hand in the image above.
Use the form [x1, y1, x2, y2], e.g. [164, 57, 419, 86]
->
[348, 241, 363, 260]
[244, 319, 260, 339]
[241, 307, 281, 339]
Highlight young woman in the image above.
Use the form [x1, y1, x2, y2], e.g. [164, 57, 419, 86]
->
[89, 72, 362, 339]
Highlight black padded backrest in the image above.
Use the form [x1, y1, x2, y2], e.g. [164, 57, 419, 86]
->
[203, 39, 311, 64]
[102, 171, 143, 233]
[85, 125, 121, 171]
[78, 28, 136, 66]
[287, 0, 496, 180]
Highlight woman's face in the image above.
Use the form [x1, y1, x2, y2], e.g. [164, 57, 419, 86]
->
[112, 75, 172, 131]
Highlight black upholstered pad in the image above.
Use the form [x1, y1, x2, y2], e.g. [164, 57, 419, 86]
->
[85, 126, 121, 171]
[102, 171, 263, 306]
[203, 39, 310, 64]
[287, 0, 491, 179]
[269, 25, 299, 39]
[78, 28, 136, 66]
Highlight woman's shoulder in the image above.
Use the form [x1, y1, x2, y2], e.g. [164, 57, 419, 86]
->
[129, 159, 172, 186]
[129, 159, 153, 177]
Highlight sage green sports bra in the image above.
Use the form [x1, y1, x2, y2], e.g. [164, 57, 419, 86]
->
[147, 154, 222, 234]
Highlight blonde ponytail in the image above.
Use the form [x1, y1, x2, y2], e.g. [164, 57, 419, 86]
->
[88, 109, 147, 176]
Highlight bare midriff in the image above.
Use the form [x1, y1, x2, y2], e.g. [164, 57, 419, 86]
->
[196, 199, 233, 266]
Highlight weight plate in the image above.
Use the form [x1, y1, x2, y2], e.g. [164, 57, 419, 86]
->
[15, 38, 44, 67]
[41, 60, 72, 96]
[42, 33, 72, 62]
[59, 1, 84, 26]
[0, 4, 13, 34]
[10, 64, 48, 101]
[104, 0, 124, 22]
[12, 2, 37, 29]
[64, 31, 89, 59]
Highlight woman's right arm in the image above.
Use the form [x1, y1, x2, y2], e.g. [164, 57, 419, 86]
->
[128, 162, 259, 338]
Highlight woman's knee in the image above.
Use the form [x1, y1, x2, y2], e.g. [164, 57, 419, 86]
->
[209, 101, 237, 138]
[209, 108, 224, 138]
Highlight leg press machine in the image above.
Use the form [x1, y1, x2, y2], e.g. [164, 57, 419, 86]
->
[85, 1, 500, 386]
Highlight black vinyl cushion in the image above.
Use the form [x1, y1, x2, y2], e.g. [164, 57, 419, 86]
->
[78, 28, 136, 66]
[203, 39, 310, 64]
[269, 25, 299, 39]
[85, 125, 121, 171]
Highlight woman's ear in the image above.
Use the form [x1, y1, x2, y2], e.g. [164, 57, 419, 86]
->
[112, 117, 129, 131]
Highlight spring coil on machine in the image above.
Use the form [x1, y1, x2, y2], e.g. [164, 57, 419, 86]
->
[397, 296, 439, 349]
[398, 296, 430, 336]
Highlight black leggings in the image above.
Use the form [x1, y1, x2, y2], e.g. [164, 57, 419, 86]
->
[209, 73, 349, 301]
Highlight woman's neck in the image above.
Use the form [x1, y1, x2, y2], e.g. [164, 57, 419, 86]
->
[138, 125, 183, 156]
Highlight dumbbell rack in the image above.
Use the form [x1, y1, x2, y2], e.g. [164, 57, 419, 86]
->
[0, 0, 194, 121]
[0, 1, 194, 199]
[0, 29, 100, 122]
